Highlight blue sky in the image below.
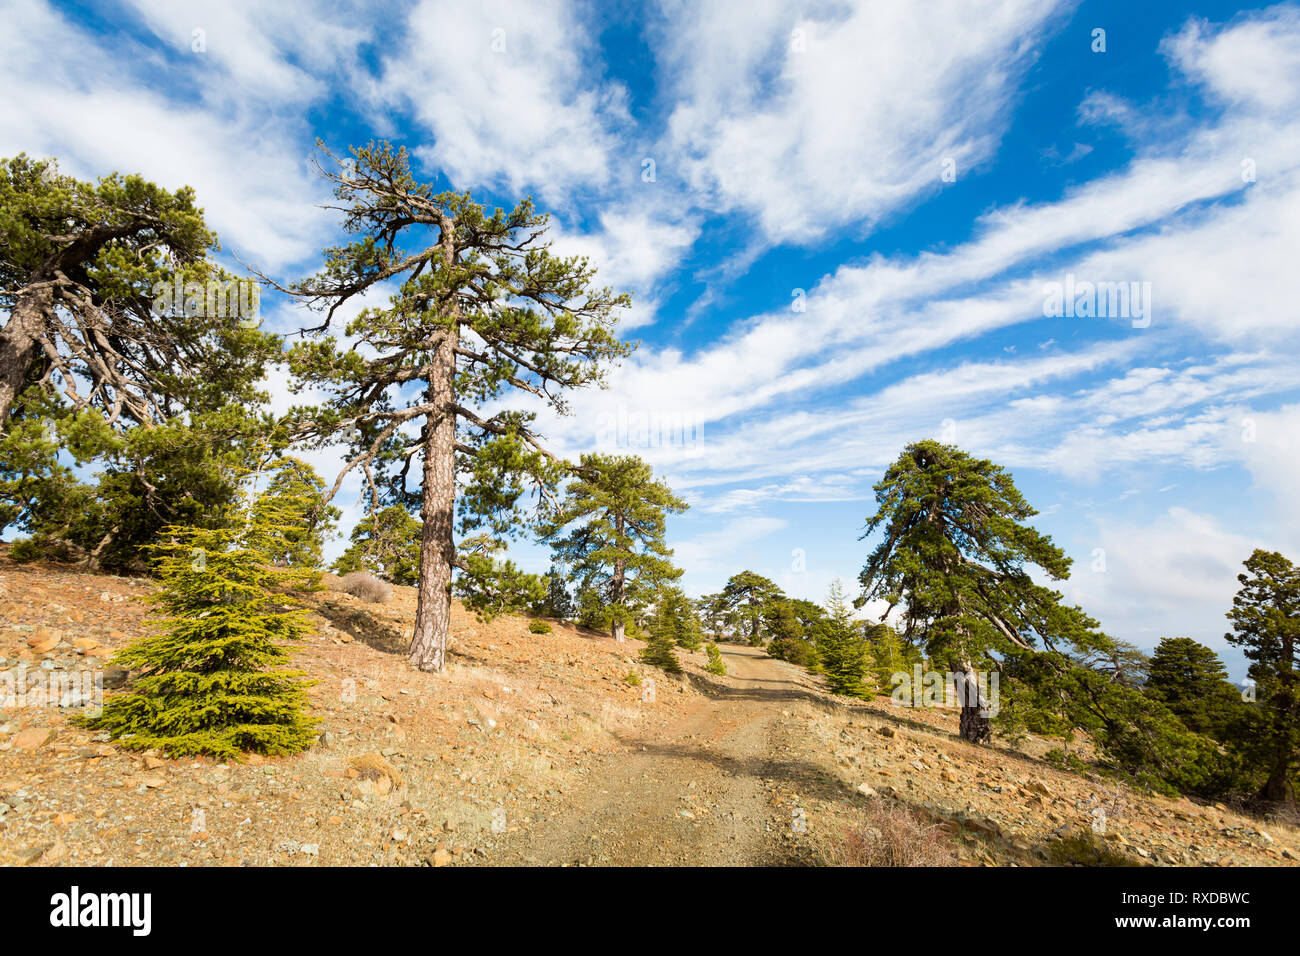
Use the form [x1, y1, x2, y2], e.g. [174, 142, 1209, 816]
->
[4, 0, 1300, 679]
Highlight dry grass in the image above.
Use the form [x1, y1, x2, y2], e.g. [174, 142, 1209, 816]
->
[337, 571, 393, 603]
[825, 798, 958, 867]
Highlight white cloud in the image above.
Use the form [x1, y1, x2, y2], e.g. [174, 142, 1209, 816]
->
[515, 5, 1300, 511]
[1163, 4, 1300, 114]
[547, 208, 700, 329]
[380, 0, 630, 203]
[659, 0, 1068, 244]
[1063, 507, 1273, 676]
[0, 0, 337, 270]
[121, 0, 369, 104]
[673, 516, 787, 584]
[1219, 402, 1300, 533]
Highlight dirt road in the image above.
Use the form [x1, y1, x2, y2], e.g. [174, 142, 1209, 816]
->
[481, 644, 843, 866]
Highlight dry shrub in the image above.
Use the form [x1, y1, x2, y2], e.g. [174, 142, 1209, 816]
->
[338, 571, 392, 603]
[826, 798, 957, 866]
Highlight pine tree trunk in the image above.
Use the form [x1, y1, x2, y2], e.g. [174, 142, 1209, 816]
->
[1260, 698, 1297, 805]
[408, 330, 457, 672]
[959, 703, 992, 744]
[0, 288, 48, 431]
[611, 546, 626, 642]
[1260, 761, 1296, 805]
[956, 664, 992, 744]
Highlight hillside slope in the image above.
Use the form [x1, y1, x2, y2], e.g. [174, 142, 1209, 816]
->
[0, 555, 1295, 867]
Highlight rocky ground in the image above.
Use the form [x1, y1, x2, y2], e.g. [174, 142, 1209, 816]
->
[1, 552, 1296, 867]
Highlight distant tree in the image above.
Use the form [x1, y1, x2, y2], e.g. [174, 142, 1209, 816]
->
[697, 592, 736, 641]
[332, 505, 421, 585]
[1145, 637, 1244, 741]
[649, 584, 703, 651]
[863, 621, 921, 694]
[788, 598, 830, 633]
[1226, 550, 1300, 806]
[278, 142, 630, 672]
[721, 571, 782, 646]
[766, 599, 816, 666]
[541, 453, 686, 642]
[254, 456, 339, 569]
[542, 562, 575, 619]
[858, 440, 1115, 743]
[574, 583, 612, 632]
[815, 581, 871, 698]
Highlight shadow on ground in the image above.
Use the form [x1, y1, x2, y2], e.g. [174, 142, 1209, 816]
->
[313, 599, 409, 655]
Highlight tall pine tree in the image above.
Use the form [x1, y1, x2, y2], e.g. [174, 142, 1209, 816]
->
[1226, 550, 1300, 805]
[278, 142, 629, 672]
[859, 440, 1114, 743]
[1145, 637, 1243, 741]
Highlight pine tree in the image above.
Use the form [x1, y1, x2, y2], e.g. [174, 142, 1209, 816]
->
[815, 581, 872, 698]
[649, 584, 703, 651]
[766, 599, 816, 666]
[0, 153, 281, 578]
[1145, 637, 1244, 741]
[697, 592, 734, 642]
[859, 440, 1115, 743]
[1226, 550, 1300, 805]
[332, 505, 422, 585]
[455, 534, 548, 619]
[254, 456, 339, 569]
[1, 389, 109, 557]
[277, 142, 629, 673]
[82, 482, 318, 759]
[1000, 650, 1225, 796]
[4, 400, 287, 573]
[542, 563, 576, 619]
[705, 641, 727, 675]
[640, 627, 682, 674]
[1, 155, 276, 431]
[540, 454, 686, 642]
[720, 571, 782, 646]
[864, 622, 921, 692]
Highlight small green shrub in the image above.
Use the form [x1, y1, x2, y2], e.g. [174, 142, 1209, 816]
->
[9, 535, 79, 563]
[705, 642, 727, 675]
[623, 671, 642, 686]
[640, 629, 682, 673]
[1045, 832, 1139, 867]
[528, 618, 552, 634]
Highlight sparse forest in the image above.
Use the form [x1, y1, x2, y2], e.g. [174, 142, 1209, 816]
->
[2, 145, 1297, 877]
